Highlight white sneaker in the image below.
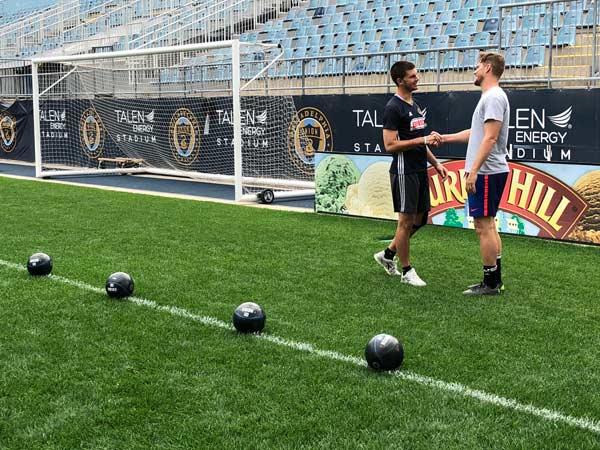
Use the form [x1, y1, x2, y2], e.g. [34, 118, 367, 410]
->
[401, 268, 427, 287]
[373, 251, 401, 276]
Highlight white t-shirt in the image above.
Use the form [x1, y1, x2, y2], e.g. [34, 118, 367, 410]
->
[465, 86, 510, 174]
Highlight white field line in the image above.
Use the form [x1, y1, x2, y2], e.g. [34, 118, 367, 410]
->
[3, 258, 600, 435]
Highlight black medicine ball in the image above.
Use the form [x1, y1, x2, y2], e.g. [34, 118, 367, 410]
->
[233, 302, 266, 333]
[27, 253, 53, 276]
[365, 334, 404, 371]
[105, 272, 134, 298]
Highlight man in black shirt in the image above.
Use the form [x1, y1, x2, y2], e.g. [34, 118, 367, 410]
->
[374, 60, 448, 286]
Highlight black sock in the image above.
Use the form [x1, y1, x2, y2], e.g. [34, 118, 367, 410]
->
[483, 265, 498, 288]
[402, 265, 412, 275]
[496, 255, 502, 285]
[384, 248, 396, 260]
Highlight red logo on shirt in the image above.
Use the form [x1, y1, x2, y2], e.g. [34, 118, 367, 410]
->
[410, 117, 426, 131]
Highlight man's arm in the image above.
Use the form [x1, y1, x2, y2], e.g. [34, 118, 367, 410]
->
[383, 129, 440, 154]
[468, 120, 502, 174]
[426, 147, 449, 179]
[441, 129, 470, 144]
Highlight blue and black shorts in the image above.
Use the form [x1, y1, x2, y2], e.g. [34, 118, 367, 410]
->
[467, 172, 509, 218]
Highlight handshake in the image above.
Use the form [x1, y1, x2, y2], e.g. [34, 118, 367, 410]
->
[424, 131, 444, 148]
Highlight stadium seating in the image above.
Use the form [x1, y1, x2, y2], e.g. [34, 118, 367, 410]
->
[0, 0, 593, 80]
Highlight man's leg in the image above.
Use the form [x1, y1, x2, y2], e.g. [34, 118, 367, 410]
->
[393, 212, 416, 269]
[474, 216, 500, 290]
[494, 227, 503, 288]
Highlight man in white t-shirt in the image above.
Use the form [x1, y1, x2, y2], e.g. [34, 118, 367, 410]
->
[441, 52, 510, 295]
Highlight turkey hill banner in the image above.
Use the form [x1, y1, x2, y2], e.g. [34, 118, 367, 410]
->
[315, 153, 599, 245]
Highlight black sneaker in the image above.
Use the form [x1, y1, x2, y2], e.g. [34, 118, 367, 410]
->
[467, 281, 504, 292]
[463, 282, 501, 296]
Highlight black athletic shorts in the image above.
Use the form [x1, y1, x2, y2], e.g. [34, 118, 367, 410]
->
[390, 170, 430, 214]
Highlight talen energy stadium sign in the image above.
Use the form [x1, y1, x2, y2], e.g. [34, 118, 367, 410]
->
[315, 153, 600, 245]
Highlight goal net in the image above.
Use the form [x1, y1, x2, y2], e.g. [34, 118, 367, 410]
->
[32, 40, 314, 202]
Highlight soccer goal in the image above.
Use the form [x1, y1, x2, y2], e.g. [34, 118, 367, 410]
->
[31, 40, 314, 202]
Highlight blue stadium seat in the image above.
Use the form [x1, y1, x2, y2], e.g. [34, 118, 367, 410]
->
[461, 48, 480, 67]
[464, 0, 478, 8]
[401, 4, 415, 15]
[433, 34, 450, 48]
[449, 0, 462, 10]
[415, 3, 429, 14]
[439, 10, 454, 23]
[501, 16, 519, 32]
[416, 37, 432, 50]
[482, 17, 498, 31]
[557, 26, 576, 45]
[504, 47, 523, 66]
[473, 31, 490, 46]
[408, 14, 422, 26]
[352, 42, 367, 54]
[295, 47, 307, 58]
[425, 23, 442, 37]
[524, 45, 545, 66]
[333, 22, 347, 34]
[381, 28, 395, 40]
[308, 34, 321, 47]
[462, 19, 479, 34]
[562, 9, 583, 26]
[432, 1, 447, 12]
[454, 34, 472, 47]
[445, 21, 461, 35]
[348, 20, 361, 32]
[348, 31, 362, 44]
[322, 34, 334, 46]
[422, 52, 439, 70]
[512, 30, 533, 47]
[374, 17, 389, 29]
[333, 45, 347, 55]
[396, 26, 411, 38]
[389, 16, 404, 27]
[367, 41, 382, 53]
[423, 12, 438, 24]
[333, 33, 347, 45]
[534, 29, 551, 45]
[346, 11, 360, 22]
[307, 46, 320, 57]
[293, 36, 309, 48]
[363, 29, 377, 41]
[455, 8, 471, 20]
[359, 9, 372, 20]
[442, 50, 460, 69]
[362, 18, 376, 30]
[412, 24, 427, 37]
[521, 15, 540, 30]
[382, 40, 398, 52]
[472, 7, 489, 20]
[319, 23, 334, 34]
[398, 38, 414, 51]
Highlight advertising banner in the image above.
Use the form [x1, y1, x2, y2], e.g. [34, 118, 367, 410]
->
[315, 153, 600, 245]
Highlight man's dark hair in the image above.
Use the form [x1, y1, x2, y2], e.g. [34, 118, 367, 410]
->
[390, 61, 415, 87]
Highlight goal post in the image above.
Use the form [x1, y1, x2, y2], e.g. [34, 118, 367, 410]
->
[31, 40, 314, 202]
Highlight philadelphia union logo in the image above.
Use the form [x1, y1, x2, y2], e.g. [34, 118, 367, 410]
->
[289, 107, 332, 174]
[79, 108, 105, 159]
[0, 112, 17, 153]
[170, 108, 200, 165]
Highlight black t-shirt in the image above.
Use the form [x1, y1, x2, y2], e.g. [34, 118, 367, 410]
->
[382, 94, 428, 174]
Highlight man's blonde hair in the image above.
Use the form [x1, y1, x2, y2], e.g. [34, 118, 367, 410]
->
[479, 52, 505, 78]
